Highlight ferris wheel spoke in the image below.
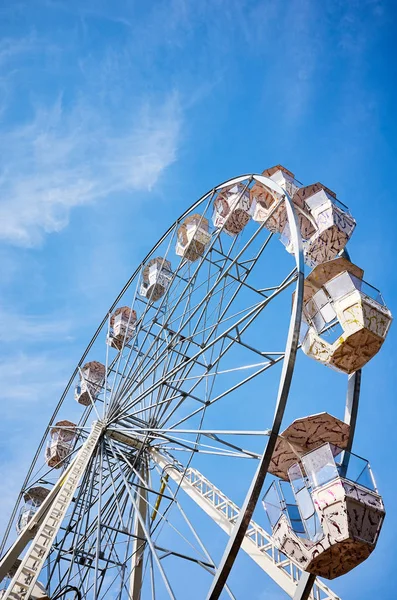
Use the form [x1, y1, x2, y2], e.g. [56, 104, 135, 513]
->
[110, 218, 257, 411]
[127, 462, 223, 581]
[115, 290, 273, 419]
[120, 348, 281, 432]
[111, 282, 254, 422]
[108, 441, 177, 600]
[119, 434, 257, 461]
[156, 447, 258, 460]
[159, 477, 237, 600]
[112, 276, 294, 426]
[164, 354, 285, 432]
[148, 429, 262, 459]
[109, 196, 221, 408]
[2, 173, 343, 600]
[154, 442, 257, 460]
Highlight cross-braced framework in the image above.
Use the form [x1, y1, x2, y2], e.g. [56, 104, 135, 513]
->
[1, 173, 368, 600]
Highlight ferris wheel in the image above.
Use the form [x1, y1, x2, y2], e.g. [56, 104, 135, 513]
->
[0, 167, 392, 600]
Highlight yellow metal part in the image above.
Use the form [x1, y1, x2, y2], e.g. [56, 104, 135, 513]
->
[151, 474, 169, 523]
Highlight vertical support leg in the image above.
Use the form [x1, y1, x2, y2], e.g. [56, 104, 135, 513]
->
[129, 462, 148, 600]
[293, 572, 316, 600]
[344, 370, 361, 452]
[294, 370, 362, 600]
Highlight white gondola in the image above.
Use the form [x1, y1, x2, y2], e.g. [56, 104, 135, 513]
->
[212, 183, 252, 235]
[139, 257, 172, 302]
[263, 413, 385, 579]
[284, 182, 356, 267]
[299, 257, 392, 373]
[16, 487, 50, 533]
[250, 165, 302, 232]
[250, 165, 316, 255]
[45, 420, 76, 469]
[75, 361, 105, 406]
[107, 306, 137, 350]
[175, 214, 211, 262]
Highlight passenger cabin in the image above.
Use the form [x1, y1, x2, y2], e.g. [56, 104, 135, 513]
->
[300, 257, 392, 373]
[140, 257, 172, 302]
[107, 306, 137, 350]
[292, 183, 356, 267]
[250, 166, 304, 234]
[250, 166, 316, 256]
[263, 413, 385, 579]
[16, 487, 50, 533]
[45, 420, 76, 468]
[75, 361, 105, 406]
[176, 215, 211, 262]
[212, 183, 252, 235]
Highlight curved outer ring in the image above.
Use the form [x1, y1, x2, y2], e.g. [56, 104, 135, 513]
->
[206, 175, 305, 598]
[0, 174, 304, 579]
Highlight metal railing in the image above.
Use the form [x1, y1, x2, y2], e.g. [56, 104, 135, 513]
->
[184, 467, 340, 600]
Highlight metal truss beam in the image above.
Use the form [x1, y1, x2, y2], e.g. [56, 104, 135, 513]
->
[150, 450, 340, 600]
[0, 422, 103, 599]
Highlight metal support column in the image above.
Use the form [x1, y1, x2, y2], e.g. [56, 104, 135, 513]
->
[344, 370, 361, 452]
[205, 184, 305, 600]
[129, 461, 148, 600]
[292, 573, 317, 600]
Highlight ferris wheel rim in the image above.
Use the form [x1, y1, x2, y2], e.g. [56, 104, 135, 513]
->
[2, 172, 308, 600]
[205, 178, 305, 599]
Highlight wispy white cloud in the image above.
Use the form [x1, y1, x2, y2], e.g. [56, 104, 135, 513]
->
[0, 306, 73, 343]
[0, 352, 67, 405]
[0, 92, 181, 246]
[0, 350, 68, 533]
[0, 35, 37, 66]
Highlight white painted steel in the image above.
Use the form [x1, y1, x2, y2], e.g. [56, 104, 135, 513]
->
[129, 463, 148, 600]
[1, 422, 103, 600]
[151, 450, 339, 600]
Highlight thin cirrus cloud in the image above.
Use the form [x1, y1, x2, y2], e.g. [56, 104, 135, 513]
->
[0, 352, 67, 405]
[0, 93, 181, 247]
[0, 306, 73, 343]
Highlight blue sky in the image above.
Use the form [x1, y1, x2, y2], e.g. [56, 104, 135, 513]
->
[0, 0, 397, 598]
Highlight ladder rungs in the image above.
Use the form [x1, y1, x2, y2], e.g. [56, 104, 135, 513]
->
[22, 565, 37, 575]
[1, 425, 102, 600]
[31, 546, 47, 557]
[42, 527, 55, 536]
[11, 581, 30, 590]
[33, 542, 48, 551]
